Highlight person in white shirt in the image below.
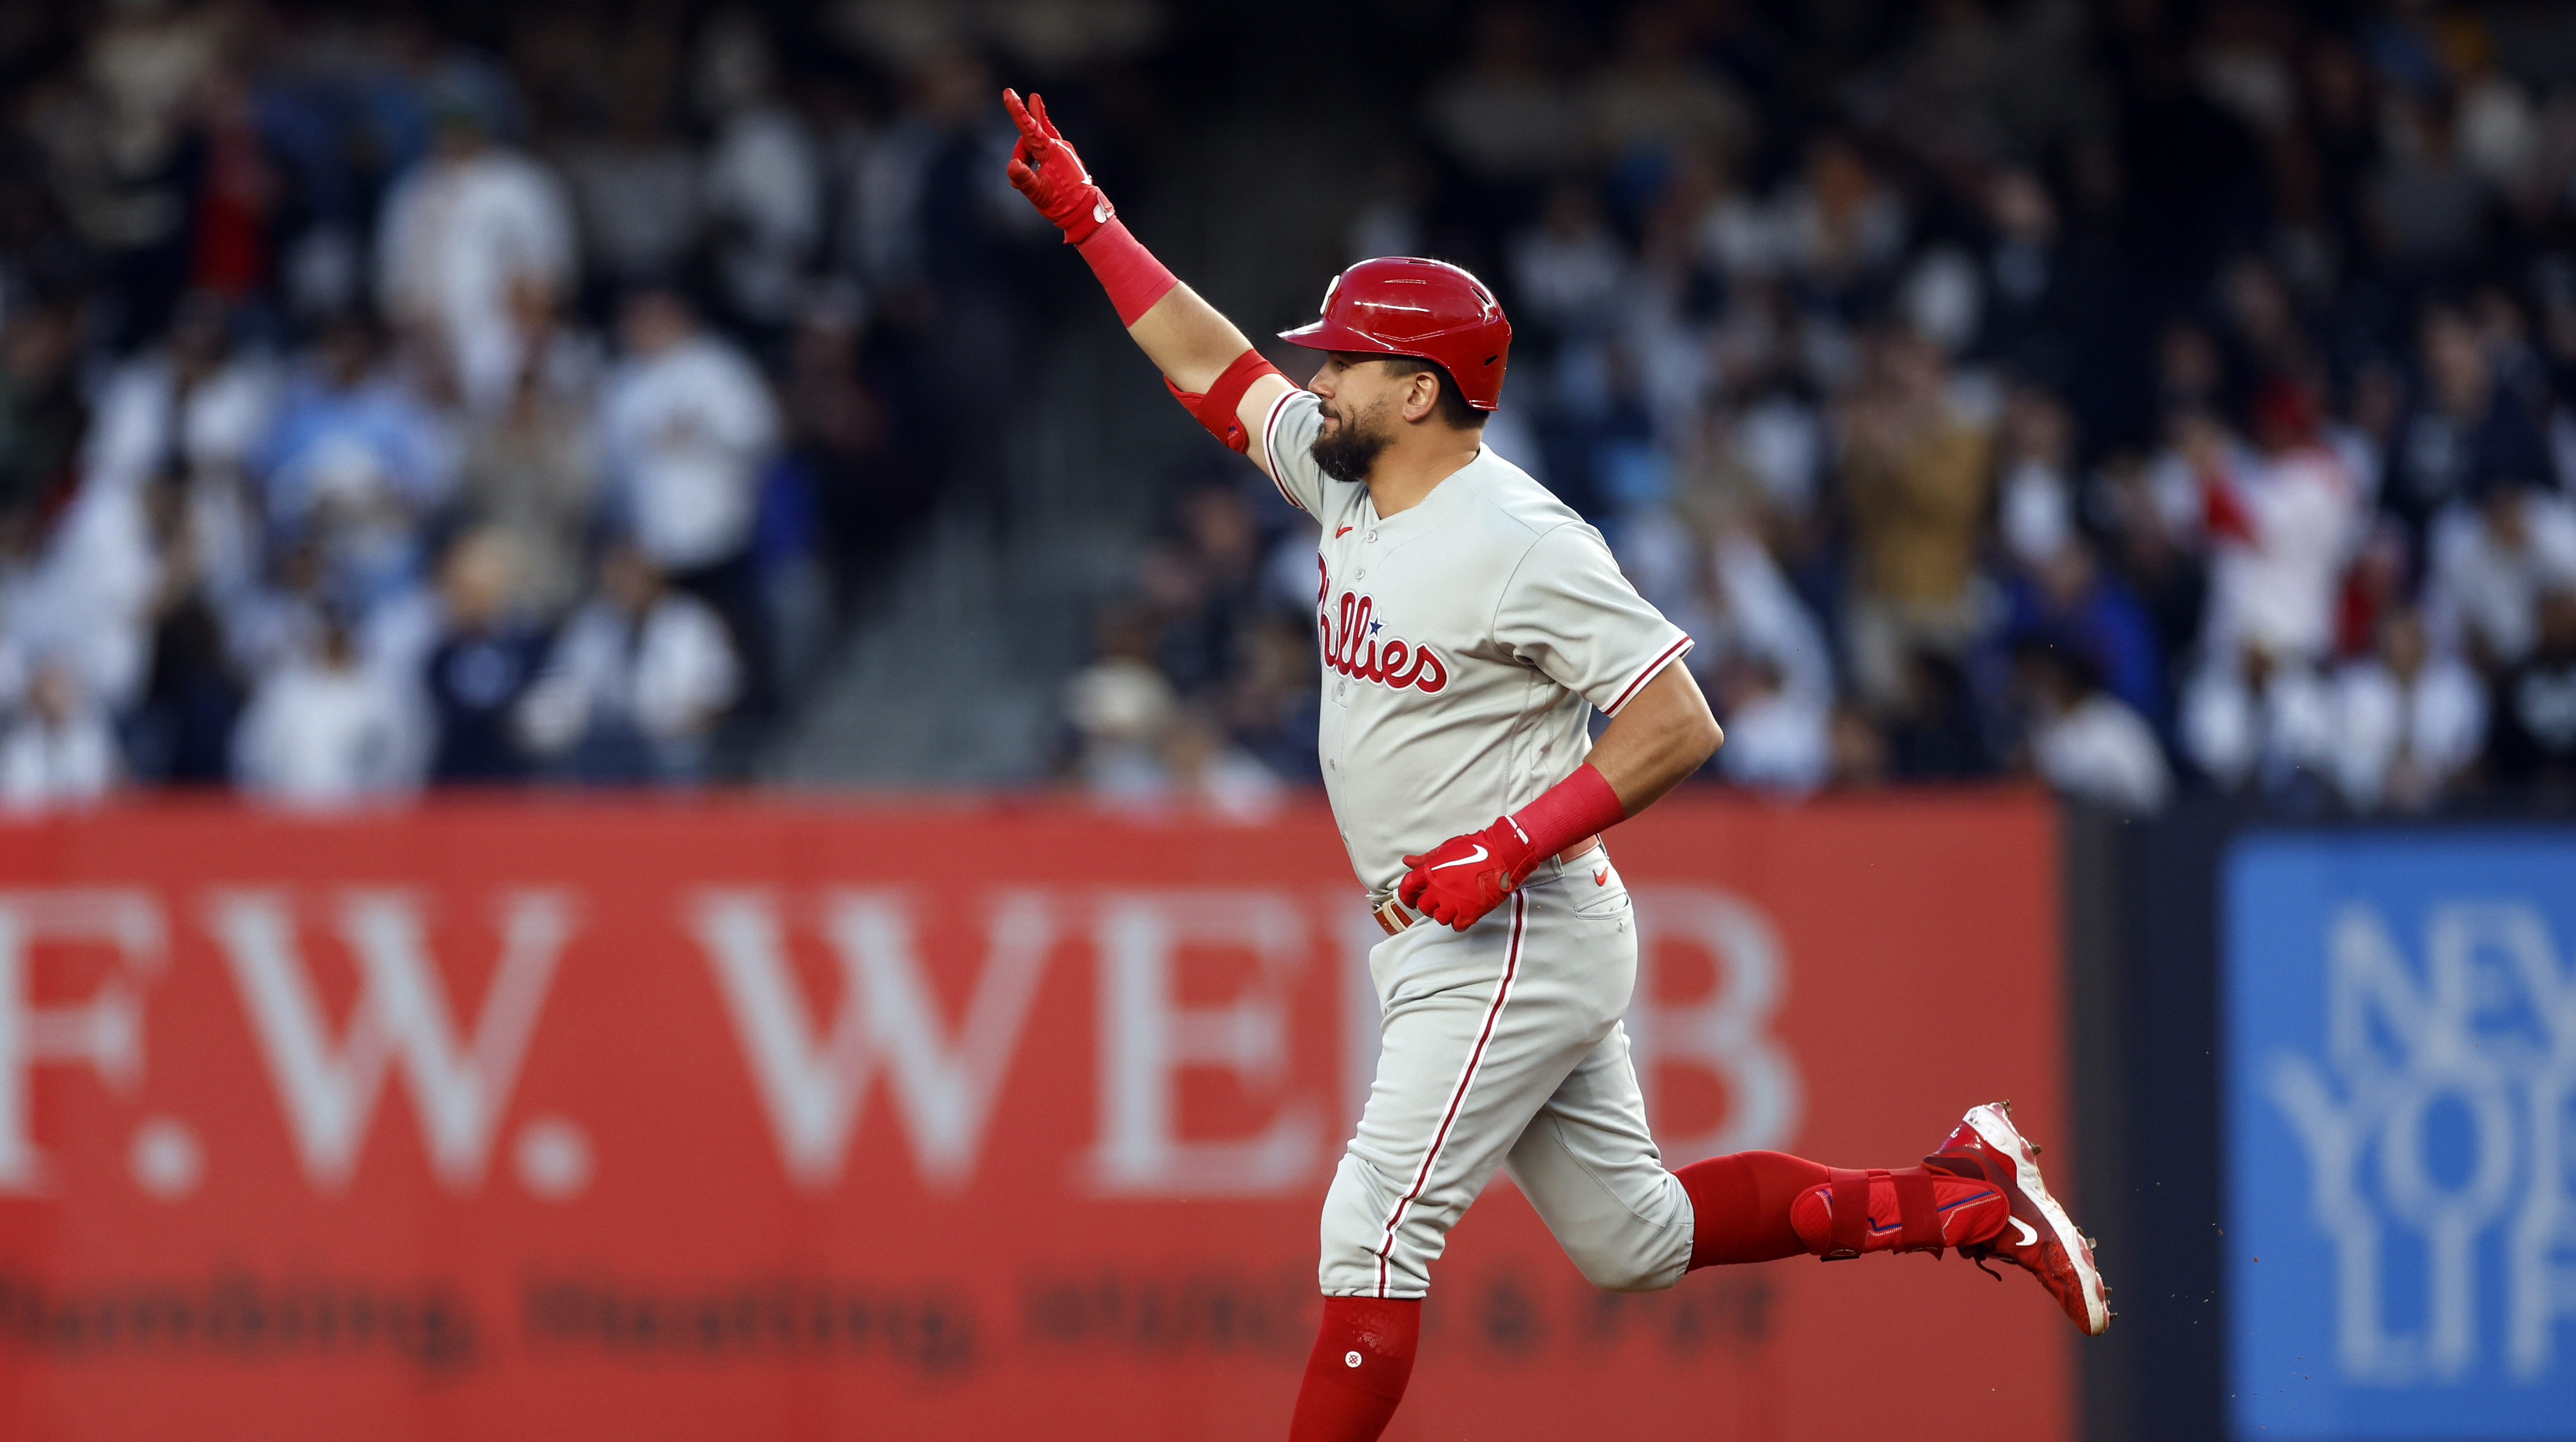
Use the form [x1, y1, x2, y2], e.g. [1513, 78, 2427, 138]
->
[2182, 647, 2337, 795]
[376, 104, 578, 414]
[516, 543, 741, 783]
[596, 288, 781, 578]
[2196, 381, 2362, 666]
[0, 659, 118, 814]
[2423, 476, 2576, 669]
[1, 464, 163, 713]
[2330, 607, 2486, 812]
[2016, 639, 2171, 814]
[696, 14, 822, 329]
[82, 293, 278, 497]
[232, 619, 427, 808]
[1712, 655, 1829, 793]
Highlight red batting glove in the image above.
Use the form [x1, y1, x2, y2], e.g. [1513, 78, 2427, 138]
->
[1003, 89, 1113, 245]
[1398, 818, 1540, 932]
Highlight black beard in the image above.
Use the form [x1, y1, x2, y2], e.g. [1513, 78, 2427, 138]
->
[1310, 402, 1392, 484]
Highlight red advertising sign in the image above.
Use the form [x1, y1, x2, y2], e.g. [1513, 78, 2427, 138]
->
[0, 792, 2066, 1440]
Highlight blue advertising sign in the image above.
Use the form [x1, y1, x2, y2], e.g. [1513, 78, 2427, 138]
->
[2227, 832, 2576, 1439]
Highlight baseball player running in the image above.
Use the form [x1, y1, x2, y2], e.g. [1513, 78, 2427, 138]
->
[1004, 90, 2110, 1441]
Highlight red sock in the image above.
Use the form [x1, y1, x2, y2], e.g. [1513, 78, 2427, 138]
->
[1678, 1151, 1832, 1268]
[1288, 1296, 1419, 1442]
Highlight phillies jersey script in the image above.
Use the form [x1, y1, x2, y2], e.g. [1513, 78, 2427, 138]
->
[1258, 388, 1693, 895]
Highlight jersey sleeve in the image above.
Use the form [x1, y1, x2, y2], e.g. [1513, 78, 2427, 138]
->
[1492, 523, 1695, 715]
[1256, 387, 1335, 517]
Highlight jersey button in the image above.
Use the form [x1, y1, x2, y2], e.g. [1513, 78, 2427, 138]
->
[1354, 568, 1367, 581]
[1366, 530, 1378, 543]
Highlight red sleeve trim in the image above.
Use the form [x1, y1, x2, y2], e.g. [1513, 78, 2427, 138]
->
[1260, 387, 1305, 514]
[1603, 636, 1696, 715]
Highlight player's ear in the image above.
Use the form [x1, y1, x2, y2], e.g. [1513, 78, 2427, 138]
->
[1401, 368, 1440, 424]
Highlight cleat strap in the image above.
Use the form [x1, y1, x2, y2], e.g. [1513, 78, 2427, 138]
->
[1823, 1168, 1876, 1260]
[1889, 1165, 1944, 1257]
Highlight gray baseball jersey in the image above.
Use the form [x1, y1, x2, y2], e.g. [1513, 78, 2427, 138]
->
[1252, 385, 1704, 1302]
[1257, 388, 1694, 894]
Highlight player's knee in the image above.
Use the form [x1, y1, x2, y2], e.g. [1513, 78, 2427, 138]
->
[1573, 1251, 1680, 1294]
[1556, 1223, 1689, 1294]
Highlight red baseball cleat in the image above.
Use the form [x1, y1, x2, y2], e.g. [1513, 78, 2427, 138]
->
[1923, 1102, 2113, 1336]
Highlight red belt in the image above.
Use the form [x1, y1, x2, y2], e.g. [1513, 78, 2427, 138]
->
[1372, 835, 1600, 935]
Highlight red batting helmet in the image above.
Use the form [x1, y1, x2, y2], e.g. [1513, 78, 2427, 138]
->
[1278, 257, 1513, 411]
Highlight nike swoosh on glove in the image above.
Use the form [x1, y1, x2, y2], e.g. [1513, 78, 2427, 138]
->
[1003, 89, 1113, 245]
[1398, 818, 1539, 932]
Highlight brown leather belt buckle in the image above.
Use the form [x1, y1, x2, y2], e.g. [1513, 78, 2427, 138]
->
[1372, 897, 1417, 936]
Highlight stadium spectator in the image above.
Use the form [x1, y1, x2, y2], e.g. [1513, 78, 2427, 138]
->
[1837, 329, 1996, 711]
[460, 350, 602, 627]
[516, 541, 740, 784]
[694, 13, 823, 332]
[376, 76, 577, 414]
[599, 286, 777, 587]
[1422, 5, 1587, 191]
[2182, 647, 2338, 799]
[423, 528, 549, 783]
[1712, 655, 1829, 794]
[1062, 601, 1179, 802]
[2486, 584, 2576, 797]
[232, 613, 424, 808]
[253, 312, 455, 608]
[2387, 302, 2554, 545]
[0, 658, 118, 813]
[0, 305, 86, 518]
[2330, 606, 2486, 813]
[2015, 639, 2171, 815]
[552, 82, 702, 300]
[2424, 472, 2576, 670]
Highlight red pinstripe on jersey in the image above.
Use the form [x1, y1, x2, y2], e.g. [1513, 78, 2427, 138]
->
[1371, 890, 1526, 1296]
[1603, 635, 1695, 715]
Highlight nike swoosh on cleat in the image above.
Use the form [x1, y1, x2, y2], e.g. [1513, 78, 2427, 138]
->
[2009, 1217, 2040, 1247]
[1429, 845, 1490, 871]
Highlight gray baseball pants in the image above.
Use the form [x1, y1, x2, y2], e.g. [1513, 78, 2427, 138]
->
[1319, 847, 1698, 1298]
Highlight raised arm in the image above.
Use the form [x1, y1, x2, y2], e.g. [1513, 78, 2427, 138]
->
[1004, 90, 1295, 472]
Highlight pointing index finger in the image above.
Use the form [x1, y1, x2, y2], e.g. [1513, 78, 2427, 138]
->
[1001, 88, 1044, 143]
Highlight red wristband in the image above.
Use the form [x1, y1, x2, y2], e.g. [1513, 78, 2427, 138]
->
[1076, 218, 1180, 326]
[1508, 763, 1627, 859]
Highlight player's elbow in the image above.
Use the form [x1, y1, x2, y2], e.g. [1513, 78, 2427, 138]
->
[1685, 713, 1724, 769]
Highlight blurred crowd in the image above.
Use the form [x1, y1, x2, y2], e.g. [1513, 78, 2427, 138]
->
[9, 1, 2576, 820]
[1063, 0, 2576, 818]
[0, 2, 1083, 808]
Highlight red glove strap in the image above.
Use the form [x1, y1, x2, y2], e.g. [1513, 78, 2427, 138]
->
[1507, 763, 1627, 861]
[1077, 219, 1180, 327]
[1165, 347, 1285, 454]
